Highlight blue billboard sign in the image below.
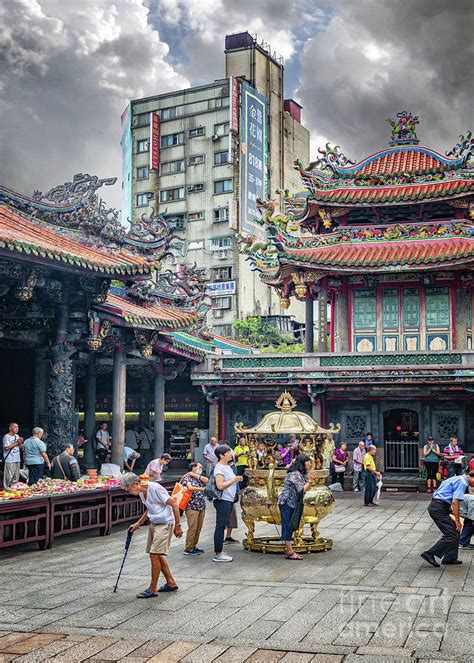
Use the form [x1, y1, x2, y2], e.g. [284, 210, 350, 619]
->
[240, 82, 267, 237]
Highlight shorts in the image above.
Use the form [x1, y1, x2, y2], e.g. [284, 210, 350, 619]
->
[146, 523, 174, 555]
[227, 503, 238, 529]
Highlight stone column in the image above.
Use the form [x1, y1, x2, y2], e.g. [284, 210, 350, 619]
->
[153, 363, 165, 458]
[47, 345, 74, 457]
[33, 348, 48, 427]
[208, 399, 219, 440]
[335, 289, 349, 352]
[139, 374, 150, 431]
[455, 285, 467, 350]
[318, 281, 328, 353]
[305, 295, 314, 353]
[311, 396, 322, 425]
[111, 346, 126, 468]
[83, 353, 97, 469]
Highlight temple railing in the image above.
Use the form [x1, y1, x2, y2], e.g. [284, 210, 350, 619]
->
[191, 350, 474, 385]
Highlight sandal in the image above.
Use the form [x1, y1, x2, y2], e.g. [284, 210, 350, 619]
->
[158, 583, 178, 592]
[137, 588, 158, 599]
[285, 553, 303, 560]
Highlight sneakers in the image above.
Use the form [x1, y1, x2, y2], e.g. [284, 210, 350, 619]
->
[353, 488, 360, 492]
[459, 543, 474, 550]
[193, 547, 204, 554]
[212, 553, 233, 562]
[441, 559, 462, 565]
[183, 549, 200, 556]
[224, 537, 239, 544]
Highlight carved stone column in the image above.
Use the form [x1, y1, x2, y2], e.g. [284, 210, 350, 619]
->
[305, 295, 314, 353]
[153, 361, 165, 458]
[33, 348, 48, 426]
[47, 345, 74, 457]
[208, 398, 219, 440]
[139, 374, 150, 431]
[83, 353, 97, 469]
[111, 346, 126, 468]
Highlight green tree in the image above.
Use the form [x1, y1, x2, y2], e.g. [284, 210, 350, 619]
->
[233, 316, 299, 350]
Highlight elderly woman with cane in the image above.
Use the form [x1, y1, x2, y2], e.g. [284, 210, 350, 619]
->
[121, 473, 182, 598]
[278, 454, 316, 560]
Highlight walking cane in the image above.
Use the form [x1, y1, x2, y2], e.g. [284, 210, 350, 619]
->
[113, 529, 133, 593]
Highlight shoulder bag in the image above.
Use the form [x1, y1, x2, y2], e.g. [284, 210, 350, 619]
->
[203, 472, 223, 501]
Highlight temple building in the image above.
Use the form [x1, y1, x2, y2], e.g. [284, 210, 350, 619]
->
[192, 114, 474, 471]
[0, 174, 249, 467]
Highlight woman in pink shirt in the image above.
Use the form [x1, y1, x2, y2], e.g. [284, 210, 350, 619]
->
[145, 453, 172, 482]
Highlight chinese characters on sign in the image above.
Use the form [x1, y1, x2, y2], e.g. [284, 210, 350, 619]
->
[207, 281, 236, 296]
[240, 82, 267, 238]
[150, 112, 160, 171]
[229, 76, 239, 133]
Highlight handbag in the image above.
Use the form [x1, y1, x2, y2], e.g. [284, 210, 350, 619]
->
[203, 472, 223, 501]
[334, 464, 345, 473]
[289, 491, 304, 532]
[171, 476, 193, 510]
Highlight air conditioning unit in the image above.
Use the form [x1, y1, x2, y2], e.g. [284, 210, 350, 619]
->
[213, 309, 224, 318]
[216, 249, 229, 259]
[212, 134, 220, 141]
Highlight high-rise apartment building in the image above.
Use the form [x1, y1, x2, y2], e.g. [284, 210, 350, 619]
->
[121, 32, 309, 336]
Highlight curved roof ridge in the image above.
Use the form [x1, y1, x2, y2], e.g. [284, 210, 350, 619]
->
[338, 145, 466, 175]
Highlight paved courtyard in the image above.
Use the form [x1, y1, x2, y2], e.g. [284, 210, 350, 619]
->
[0, 493, 472, 662]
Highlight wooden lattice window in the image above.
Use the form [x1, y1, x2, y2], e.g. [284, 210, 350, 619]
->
[382, 289, 399, 329]
[426, 288, 449, 327]
[403, 288, 420, 328]
[353, 290, 376, 330]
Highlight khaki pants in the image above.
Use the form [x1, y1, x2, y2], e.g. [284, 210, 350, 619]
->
[3, 462, 20, 489]
[185, 508, 205, 550]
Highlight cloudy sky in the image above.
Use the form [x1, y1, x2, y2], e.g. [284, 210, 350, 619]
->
[0, 0, 472, 208]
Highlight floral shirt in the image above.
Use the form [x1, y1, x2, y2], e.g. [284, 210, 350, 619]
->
[182, 474, 206, 511]
[278, 471, 306, 509]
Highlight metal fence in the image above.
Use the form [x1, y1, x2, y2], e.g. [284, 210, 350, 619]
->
[385, 439, 420, 471]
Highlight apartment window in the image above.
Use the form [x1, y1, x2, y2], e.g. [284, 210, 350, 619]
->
[213, 296, 232, 310]
[214, 151, 229, 165]
[161, 159, 185, 175]
[189, 127, 205, 137]
[211, 266, 232, 281]
[214, 179, 233, 194]
[214, 122, 229, 136]
[137, 139, 149, 153]
[136, 166, 149, 180]
[135, 112, 150, 127]
[159, 187, 185, 202]
[214, 97, 230, 108]
[213, 324, 233, 337]
[188, 211, 205, 221]
[213, 207, 229, 222]
[187, 183, 204, 193]
[211, 236, 232, 250]
[136, 193, 151, 207]
[188, 154, 205, 166]
[160, 107, 175, 120]
[160, 132, 185, 147]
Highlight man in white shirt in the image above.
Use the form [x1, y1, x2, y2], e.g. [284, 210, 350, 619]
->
[122, 473, 182, 598]
[203, 436, 218, 476]
[352, 441, 366, 492]
[123, 446, 140, 472]
[95, 423, 110, 468]
[139, 427, 154, 467]
[3, 422, 23, 489]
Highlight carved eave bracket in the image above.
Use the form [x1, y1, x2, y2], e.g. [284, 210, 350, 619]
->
[87, 312, 111, 351]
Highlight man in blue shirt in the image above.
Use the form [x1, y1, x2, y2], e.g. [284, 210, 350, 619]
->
[421, 470, 474, 567]
[23, 427, 50, 486]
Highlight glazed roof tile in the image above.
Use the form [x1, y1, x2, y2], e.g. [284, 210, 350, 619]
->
[284, 238, 474, 271]
[98, 292, 198, 330]
[0, 203, 157, 276]
[346, 146, 462, 176]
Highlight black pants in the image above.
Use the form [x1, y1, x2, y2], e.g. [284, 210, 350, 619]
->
[364, 471, 377, 505]
[236, 465, 248, 488]
[96, 447, 108, 469]
[425, 462, 438, 481]
[27, 463, 44, 486]
[213, 499, 233, 554]
[331, 469, 345, 487]
[426, 499, 459, 562]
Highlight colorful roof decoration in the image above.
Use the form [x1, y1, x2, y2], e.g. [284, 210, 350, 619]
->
[239, 115, 474, 291]
[164, 331, 253, 356]
[0, 174, 181, 276]
[97, 292, 198, 330]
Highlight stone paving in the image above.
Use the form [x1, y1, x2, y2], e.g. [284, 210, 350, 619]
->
[0, 493, 472, 662]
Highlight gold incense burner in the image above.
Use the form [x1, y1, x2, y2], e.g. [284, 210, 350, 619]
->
[235, 392, 340, 553]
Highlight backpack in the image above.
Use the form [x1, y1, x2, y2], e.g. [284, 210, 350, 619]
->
[203, 472, 222, 501]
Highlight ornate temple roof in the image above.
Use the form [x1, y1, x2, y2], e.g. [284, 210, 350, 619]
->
[239, 114, 474, 290]
[287, 115, 473, 212]
[97, 292, 198, 330]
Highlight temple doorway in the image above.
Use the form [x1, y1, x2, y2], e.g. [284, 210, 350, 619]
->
[0, 349, 35, 435]
[384, 408, 420, 472]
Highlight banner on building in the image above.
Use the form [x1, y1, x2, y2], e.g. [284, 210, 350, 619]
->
[207, 281, 236, 296]
[229, 199, 238, 230]
[150, 112, 160, 171]
[120, 103, 132, 224]
[240, 82, 267, 238]
[229, 76, 239, 133]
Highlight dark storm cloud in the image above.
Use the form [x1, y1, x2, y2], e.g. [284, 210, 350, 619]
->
[0, 0, 188, 207]
[296, 0, 474, 160]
